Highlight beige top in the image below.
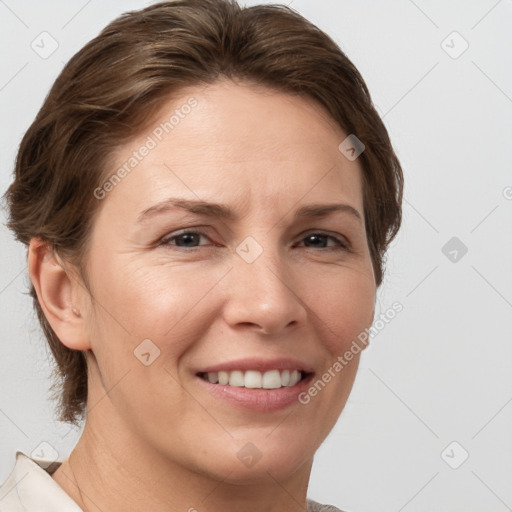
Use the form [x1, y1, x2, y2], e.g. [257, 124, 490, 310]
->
[0, 451, 346, 512]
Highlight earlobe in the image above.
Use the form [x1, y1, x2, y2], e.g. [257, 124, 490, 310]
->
[28, 238, 91, 351]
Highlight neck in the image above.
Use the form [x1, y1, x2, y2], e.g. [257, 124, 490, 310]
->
[52, 412, 312, 512]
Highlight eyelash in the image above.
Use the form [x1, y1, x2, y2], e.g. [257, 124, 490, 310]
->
[159, 229, 350, 252]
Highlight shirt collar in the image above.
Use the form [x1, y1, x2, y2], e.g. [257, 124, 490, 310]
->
[2, 451, 83, 512]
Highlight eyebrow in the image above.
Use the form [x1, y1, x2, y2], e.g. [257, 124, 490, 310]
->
[137, 197, 362, 224]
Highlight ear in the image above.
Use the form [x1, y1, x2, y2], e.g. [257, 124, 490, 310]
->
[28, 238, 91, 351]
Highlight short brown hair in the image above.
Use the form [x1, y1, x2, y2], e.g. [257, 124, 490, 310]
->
[5, 0, 403, 425]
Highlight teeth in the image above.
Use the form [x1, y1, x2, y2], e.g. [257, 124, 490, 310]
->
[262, 369, 281, 389]
[289, 369, 300, 386]
[244, 370, 262, 389]
[202, 369, 304, 389]
[228, 370, 244, 387]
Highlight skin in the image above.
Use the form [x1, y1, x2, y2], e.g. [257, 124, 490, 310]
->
[29, 78, 376, 512]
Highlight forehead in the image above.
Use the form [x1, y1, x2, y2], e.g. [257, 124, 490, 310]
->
[101, 79, 364, 218]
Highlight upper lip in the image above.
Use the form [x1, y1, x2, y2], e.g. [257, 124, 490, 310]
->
[196, 358, 314, 374]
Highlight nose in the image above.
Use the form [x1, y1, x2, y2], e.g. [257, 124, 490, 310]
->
[221, 251, 307, 336]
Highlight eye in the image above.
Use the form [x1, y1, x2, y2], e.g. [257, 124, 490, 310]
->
[158, 229, 350, 252]
[160, 230, 212, 249]
[296, 232, 349, 251]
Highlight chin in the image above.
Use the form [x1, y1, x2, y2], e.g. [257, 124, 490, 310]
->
[209, 454, 312, 486]
[188, 432, 316, 485]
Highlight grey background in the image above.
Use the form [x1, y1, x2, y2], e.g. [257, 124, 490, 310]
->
[1, 1, 511, 511]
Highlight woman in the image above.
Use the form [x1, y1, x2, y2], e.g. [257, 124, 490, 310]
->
[1, 0, 403, 510]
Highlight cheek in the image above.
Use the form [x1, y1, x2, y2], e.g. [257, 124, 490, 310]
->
[307, 266, 375, 355]
[86, 241, 375, 369]
[86, 257, 229, 359]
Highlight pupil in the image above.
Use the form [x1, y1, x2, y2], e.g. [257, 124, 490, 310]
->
[179, 234, 197, 246]
[307, 235, 325, 247]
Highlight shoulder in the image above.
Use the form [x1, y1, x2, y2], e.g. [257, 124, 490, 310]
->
[307, 498, 351, 512]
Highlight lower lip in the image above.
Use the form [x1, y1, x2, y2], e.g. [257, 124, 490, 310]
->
[197, 374, 314, 412]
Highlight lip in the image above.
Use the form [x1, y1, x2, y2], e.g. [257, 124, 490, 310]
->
[196, 357, 314, 374]
[195, 358, 315, 412]
[197, 374, 314, 411]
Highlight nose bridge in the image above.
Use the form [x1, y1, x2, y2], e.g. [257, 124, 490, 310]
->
[222, 234, 306, 334]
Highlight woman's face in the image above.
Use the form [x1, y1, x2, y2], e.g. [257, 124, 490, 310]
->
[78, 79, 376, 483]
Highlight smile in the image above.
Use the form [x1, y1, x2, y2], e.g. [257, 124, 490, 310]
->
[198, 369, 305, 389]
